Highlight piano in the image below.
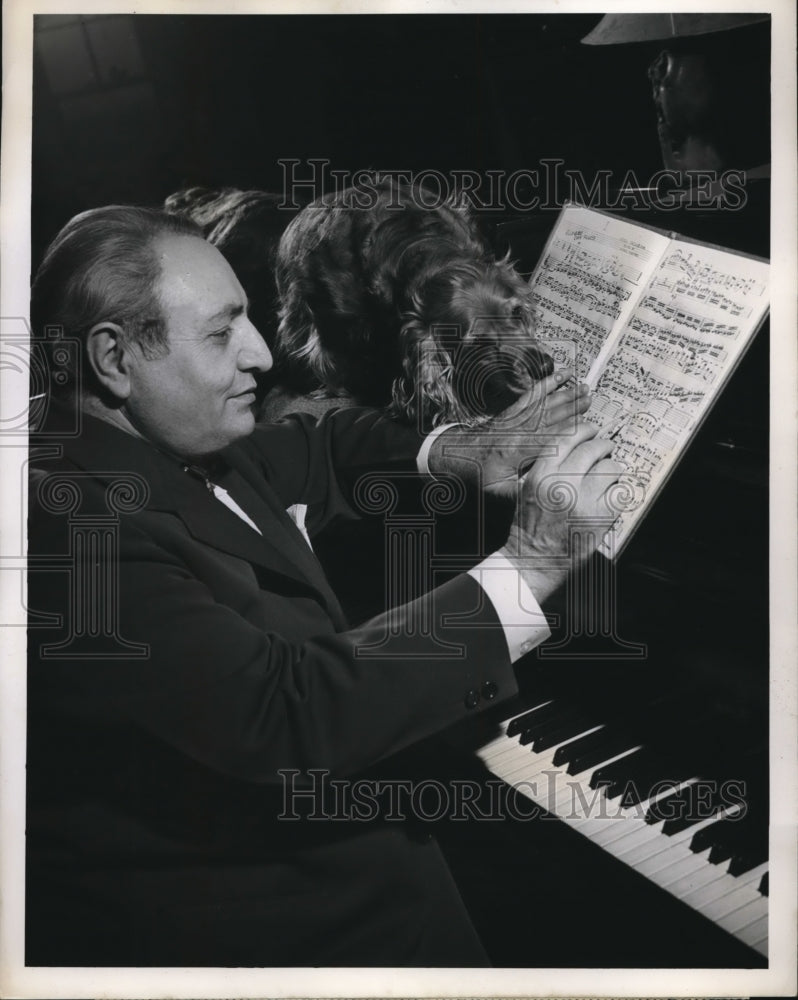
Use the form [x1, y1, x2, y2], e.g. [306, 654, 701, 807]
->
[317, 184, 771, 967]
[434, 185, 771, 967]
[474, 685, 768, 958]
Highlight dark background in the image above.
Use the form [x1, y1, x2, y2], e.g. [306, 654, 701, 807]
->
[32, 13, 668, 266]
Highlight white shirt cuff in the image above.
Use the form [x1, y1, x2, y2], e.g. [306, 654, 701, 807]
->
[467, 552, 552, 663]
[416, 423, 460, 475]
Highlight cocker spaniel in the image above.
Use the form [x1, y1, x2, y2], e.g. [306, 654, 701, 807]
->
[274, 176, 553, 428]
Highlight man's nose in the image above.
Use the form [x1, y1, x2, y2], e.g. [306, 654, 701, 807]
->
[239, 319, 273, 373]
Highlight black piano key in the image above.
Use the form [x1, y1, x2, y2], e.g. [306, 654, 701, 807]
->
[758, 872, 768, 896]
[517, 703, 580, 745]
[561, 730, 638, 776]
[707, 815, 768, 875]
[591, 749, 682, 803]
[616, 757, 695, 810]
[589, 749, 649, 798]
[524, 709, 593, 747]
[690, 817, 739, 854]
[552, 727, 607, 766]
[507, 701, 558, 737]
[690, 812, 768, 876]
[532, 716, 595, 752]
[651, 782, 728, 832]
[728, 844, 768, 876]
[648, 782, 707, 826]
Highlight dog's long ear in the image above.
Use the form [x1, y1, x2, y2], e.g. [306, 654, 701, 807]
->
[291, 323, 340, 386]
[274, 298, 330, 393]
[390, 319, 467, 430]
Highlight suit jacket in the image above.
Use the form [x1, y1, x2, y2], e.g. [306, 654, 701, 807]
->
[26, 406, 519, 966]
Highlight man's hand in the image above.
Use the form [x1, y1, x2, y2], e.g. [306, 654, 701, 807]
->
[498, 419, 624, 603]
[427, 369, 592, 495]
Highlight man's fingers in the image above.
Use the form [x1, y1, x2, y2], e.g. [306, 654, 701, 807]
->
[490, 369, 581, 433]
[535, 418, 599, 468]
[536, 367, 575, 399]
[541, 387, 591, 426]
[559, 434, 616, 475]
[514, 368, 577, 414]
[593, 457, 625, 477]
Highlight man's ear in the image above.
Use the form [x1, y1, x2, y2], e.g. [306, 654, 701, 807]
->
[85, 322, 133, 399]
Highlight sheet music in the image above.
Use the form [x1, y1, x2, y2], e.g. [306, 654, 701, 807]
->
[592, 240, 769, 555]
[529, 204, 671, 378]
[528, 205, 770, 558]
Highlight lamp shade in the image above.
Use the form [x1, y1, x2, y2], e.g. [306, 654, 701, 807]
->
[581, 13, 769, 45]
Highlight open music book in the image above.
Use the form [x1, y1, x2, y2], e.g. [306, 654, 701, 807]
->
[528, 203, 770, 558]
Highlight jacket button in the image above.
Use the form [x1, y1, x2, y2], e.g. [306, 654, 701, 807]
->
[464, 689, 480, 709]
[481, 681, 498, 700]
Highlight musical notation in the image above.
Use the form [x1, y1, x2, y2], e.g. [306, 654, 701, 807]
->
[526, 205, 770, 557]
[660, 248, 767, 297]
[623, 319, 729, 385]
[530, 291, 613, 381]
[562, 225, 656, 268]
[529, 211, 670, 383]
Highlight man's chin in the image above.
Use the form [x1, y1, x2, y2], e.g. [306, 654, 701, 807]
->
[207, 413, 257, 454]
[230, 410, 256, 438]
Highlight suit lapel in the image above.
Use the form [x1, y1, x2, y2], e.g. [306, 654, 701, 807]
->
[217, 449, 349, 628]
[56, 413, 348, 627]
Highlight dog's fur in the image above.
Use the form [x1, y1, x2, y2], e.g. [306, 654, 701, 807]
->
[275, 177, 553, 427]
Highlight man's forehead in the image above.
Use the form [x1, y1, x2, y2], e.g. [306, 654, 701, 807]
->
[154, 233, 245, 319]
[155, 233, 231, 287]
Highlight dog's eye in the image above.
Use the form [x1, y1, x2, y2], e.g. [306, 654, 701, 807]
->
[510, 304, 525, 322]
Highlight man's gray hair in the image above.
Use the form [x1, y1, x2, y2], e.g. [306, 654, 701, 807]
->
[31, 205, 202, 393]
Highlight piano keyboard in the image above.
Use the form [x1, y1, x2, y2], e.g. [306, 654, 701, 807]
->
[477, 699, 768, 957]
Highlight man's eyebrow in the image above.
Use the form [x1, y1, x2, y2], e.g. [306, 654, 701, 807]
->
[203, 302, 247, 328]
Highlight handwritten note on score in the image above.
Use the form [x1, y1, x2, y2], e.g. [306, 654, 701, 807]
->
[528, 204, 770, 558]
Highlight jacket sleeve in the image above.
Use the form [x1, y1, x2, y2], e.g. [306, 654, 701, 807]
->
[28, 508, 519, 785]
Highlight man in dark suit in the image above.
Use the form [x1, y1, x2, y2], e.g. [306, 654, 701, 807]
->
[26, 205, 619, 966]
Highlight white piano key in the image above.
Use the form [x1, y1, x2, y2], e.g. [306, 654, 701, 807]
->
[488, 733, 554, 769]
[680, 861, 768, 906]
[547, 783, 604, 824]
[553, 750, 644, 825]
[736, 914, 768, 950]
[630, 806, 743, 877]
[600, 781, 704, 859]
[599, 818, 666, 857]
[652, 847, 720, 888]
[696, 878, 767, 922]
[477, 733, 524, 765]
[609, 820, 671, 866]
[550, 777, 619, 828]
[587, 812, 648, 847]
[679, 877, 747, 913]
[656, 850, 730, 895]
[633, 832, 719, 879]
[492, 747, 560, 784]
[476, 714, 768, 958]
[637, 846, 715, 887]
[714, 894, 768, 933]
[475, 741, 513, 767]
